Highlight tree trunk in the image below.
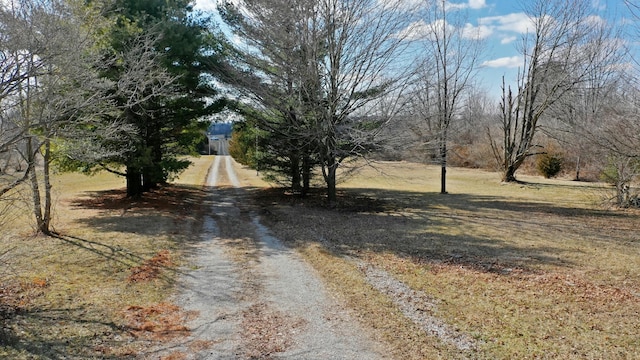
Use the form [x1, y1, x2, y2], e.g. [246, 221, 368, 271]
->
[29, 164, 46, 233]
[142, 168, 158, 192]
[42, 138, 52, 234]
[502, 164, 518, 182]
[127, 167, 143, 198]
[290, 153, 302, 194]
[143, 147, 163, 192]
[325, 157, 338, 204]
[440, 164, 447, 194]
[142, 123, 165, 192]
[616, 181, 630, 208]
[302, 155, 311, 197]
[439, 137, 447, 194]
[27, 138, 50, 235]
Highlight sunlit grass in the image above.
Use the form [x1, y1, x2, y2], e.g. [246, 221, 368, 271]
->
[0, 157, 214, 359]
[260, 161, 640, 359]
[2, 155, 636, 359]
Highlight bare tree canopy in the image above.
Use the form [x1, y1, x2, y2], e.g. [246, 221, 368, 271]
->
[220, 0, 418, 202]
[0, 0, 120, 234]
[491, 0, 621, 182]
[0, 0, 227, 233]
[405, 0, 484, 194]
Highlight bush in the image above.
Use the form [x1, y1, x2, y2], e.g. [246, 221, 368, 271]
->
[537, 152, 563, 178]
[228, 124, 257, 167]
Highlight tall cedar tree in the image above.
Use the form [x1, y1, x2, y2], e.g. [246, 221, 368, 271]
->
[105, 0, 226, 197]
[219, 0, 320, 196]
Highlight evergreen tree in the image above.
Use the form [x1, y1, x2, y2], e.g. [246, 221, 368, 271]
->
[100, 0, 227, 196]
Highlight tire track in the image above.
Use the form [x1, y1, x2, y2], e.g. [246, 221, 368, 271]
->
[153, 154, 245, 359]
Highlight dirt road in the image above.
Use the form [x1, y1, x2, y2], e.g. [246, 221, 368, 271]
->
[155, 150, 385, 359]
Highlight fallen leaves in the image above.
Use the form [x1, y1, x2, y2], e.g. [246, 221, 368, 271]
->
[128, 250, 173, 283]
[527, 273, 638, 304]
[0, 282, 25, 320]
[122, 302, 192, 341]
[240, 302, 306, 358]
[0, 277, 50, 321]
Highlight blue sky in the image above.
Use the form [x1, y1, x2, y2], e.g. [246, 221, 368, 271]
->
[454, 0, 632, 99]
[193, 0, 633, 100]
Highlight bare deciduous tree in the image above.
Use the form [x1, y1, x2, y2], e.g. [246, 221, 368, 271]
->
[491, 0, 614, 182]
[409, 0, 483, 193]
[316, 0, 416, 203]
[221, 0, 416, 203]
[0, 0, 122, 234]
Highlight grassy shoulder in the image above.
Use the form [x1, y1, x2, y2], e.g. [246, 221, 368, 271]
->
[255, 161, 640, 359]
[0, 156, 215, 359]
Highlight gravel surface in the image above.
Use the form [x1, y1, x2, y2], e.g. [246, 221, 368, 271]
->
[169, 215, 245, 358]
[252, 217, 384, 359]
[154, 154, 385, 359]
[357, 262, 478, 352]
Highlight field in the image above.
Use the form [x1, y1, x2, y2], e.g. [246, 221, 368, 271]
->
[0, 157, 213, 359]
[257, 162, 640, 359]
[1, 158, 639, 359]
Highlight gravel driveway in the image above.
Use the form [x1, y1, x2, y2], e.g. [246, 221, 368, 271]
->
[155, 154, 385, 359]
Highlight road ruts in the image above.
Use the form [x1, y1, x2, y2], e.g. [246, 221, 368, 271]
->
[151, 143, 385, 359]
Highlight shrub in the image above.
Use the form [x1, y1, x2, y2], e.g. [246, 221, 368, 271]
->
[537, 152, 563, 178]
[228, 124, 257, 167]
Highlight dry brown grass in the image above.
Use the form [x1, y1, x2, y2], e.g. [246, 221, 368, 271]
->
[254, 161, 640, 359]
[2, 155, 638, 359]
[0, 156, 214, 359]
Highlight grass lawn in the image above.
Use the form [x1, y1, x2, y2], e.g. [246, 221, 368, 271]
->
[1, 157, 638, 359]
[256, 161, 640, 359]
[0, 156, 215, 359]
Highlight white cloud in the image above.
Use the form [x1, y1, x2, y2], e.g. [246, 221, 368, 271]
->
[374, 0, 426, 13]
[398, 19, 456, 41]
[500, 36, 517, 44]
[584, 15, 607, 27]
[479, 12, 533, 34]
[462, 23, 493, 39]
[445, 3, 465, 10]
[445, 0, 487, 10]
[399, 19, 488, 41]
[481, 56, 522, 68]
[591, 0, 606, 11]
[193, 0, 218, 11]
[468, 0, 487, 9]
[397, 20, 430, 41]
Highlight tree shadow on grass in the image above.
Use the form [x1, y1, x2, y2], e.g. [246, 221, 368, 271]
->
[67, 184, 265, 238]
[0, 303, 135, 359]
[0, 185, 224, 359]
[67, 185, 215, 238]
[53, 184, 226, 281]
[62, 182, 265, 279]
[0, 303, 196, 359]
[253, 187, 640, 275]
